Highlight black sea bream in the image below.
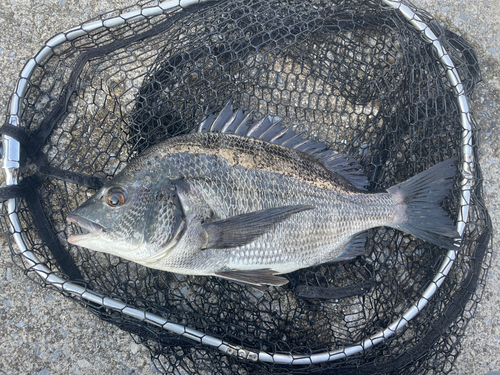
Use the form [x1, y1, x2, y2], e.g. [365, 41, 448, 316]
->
[67, 103, 460, 287]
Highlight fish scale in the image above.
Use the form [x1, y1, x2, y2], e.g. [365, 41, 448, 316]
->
[134, 148, 396, 274]
[67, 104, 460, 287]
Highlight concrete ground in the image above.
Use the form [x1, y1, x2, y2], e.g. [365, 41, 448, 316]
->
[0, 0, 498, 374]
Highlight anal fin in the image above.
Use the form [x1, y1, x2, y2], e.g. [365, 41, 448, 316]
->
[329, 231, 368, 263]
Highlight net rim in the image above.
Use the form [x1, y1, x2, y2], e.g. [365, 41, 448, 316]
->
[1, 0, 474, 365]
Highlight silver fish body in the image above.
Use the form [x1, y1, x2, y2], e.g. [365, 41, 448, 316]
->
[67, 104, 460, 287]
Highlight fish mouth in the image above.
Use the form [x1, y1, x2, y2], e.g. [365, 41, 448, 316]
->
[67, 213, 105, 244]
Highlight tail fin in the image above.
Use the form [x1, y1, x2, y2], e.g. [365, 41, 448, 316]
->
[388, 158, 460, 249]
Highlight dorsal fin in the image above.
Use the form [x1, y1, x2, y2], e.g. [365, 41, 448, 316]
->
[197, 102, 368, 190]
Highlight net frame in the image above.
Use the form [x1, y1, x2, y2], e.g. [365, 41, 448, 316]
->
[0, 0, 476, 367]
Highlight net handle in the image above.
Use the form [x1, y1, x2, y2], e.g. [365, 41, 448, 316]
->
[1, 0, 473, 365]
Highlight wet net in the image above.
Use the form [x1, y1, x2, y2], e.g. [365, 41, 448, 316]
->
[0, 0, 492, 374]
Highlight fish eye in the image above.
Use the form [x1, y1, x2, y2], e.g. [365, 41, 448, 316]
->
[105, 187, 127, 207]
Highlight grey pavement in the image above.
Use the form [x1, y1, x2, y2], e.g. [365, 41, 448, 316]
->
[0, 0, 499, 374]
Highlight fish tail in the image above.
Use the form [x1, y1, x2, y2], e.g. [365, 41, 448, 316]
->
[388, 158, 460, 249]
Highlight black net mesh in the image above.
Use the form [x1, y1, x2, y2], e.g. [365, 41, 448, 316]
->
[0, 0, 492, 374]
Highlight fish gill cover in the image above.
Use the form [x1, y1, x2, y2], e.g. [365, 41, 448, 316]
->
[0, 0, 491, 374]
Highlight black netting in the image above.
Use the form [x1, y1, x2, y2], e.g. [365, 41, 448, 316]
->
[0, 0, 491, 374]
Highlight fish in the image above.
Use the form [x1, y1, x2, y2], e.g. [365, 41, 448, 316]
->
[66, 103, 460, 287]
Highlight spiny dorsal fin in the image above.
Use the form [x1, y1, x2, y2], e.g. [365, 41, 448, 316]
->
[198, 102, 368, 190]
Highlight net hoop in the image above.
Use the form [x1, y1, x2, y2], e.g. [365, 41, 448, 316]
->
[1, 0, 474, 365]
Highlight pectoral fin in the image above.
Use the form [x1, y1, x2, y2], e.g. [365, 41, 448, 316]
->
[202, 204, 314, 249]
[215, 269, 289, 287]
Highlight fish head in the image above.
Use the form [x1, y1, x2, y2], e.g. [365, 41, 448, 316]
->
[67, 172, 159, 259]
